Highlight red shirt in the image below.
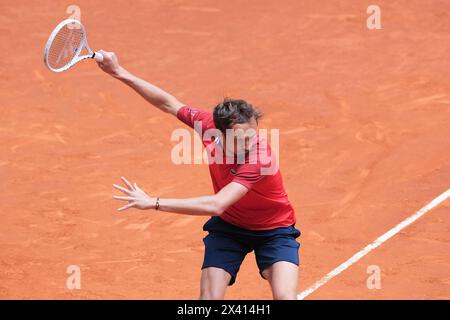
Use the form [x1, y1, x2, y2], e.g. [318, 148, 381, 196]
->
[177, 106, 296, 230]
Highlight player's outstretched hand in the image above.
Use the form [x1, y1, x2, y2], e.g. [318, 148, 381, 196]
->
[113, 176, 154, 211]
[96, 50, 122, 77]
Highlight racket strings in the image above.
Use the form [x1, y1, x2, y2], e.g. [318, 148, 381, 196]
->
[47, 24, 83, 69]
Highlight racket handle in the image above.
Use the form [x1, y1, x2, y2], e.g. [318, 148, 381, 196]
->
[93, 51, 104, 62]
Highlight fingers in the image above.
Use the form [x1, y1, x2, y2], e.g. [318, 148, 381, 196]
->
[97, 49, 109, 56]
[117, 202, 136, 212]
[94, 51, 104, 63]
[97, 50, 116, 61]
[113, 183, 133, 195]
[113, 195, 135, 201]
[134, 182, 144, 193]
[121, 176, 135, 191]
[113, 178, 146, 212]
[96, 49, 106, 65]
[95, 50, 121, 76]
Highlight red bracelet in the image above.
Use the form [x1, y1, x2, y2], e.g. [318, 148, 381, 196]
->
[155, 197, 160, 210]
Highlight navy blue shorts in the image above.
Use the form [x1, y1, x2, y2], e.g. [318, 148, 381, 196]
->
[201, 216, 301, 286]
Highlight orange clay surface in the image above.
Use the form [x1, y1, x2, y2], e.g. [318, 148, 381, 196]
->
[1, 0, 449, 299]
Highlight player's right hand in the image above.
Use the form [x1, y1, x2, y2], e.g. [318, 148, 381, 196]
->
[96, 50, 122, 77]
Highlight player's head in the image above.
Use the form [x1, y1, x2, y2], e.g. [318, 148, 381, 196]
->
[213, 98, 262, 156]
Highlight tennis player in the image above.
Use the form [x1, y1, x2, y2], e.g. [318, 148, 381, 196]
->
[99, 50, 301, 300]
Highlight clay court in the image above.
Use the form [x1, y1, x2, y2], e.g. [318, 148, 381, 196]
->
[1, 0, 449, 299]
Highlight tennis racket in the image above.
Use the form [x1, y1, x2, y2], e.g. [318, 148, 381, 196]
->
[44, 18, 103, 73]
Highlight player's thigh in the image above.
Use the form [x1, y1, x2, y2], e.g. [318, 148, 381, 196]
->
[200, 232, 250, 300]
[200, 267, 232, 300]
[255, 231, 300, 300]
[262, 261, 298, 299]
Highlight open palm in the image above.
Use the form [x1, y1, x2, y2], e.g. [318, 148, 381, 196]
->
[112, 176, 153, 211]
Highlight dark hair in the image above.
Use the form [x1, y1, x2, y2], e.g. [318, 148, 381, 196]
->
[213, 98, 262, 133]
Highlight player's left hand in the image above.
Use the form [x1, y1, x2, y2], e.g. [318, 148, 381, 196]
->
[112, 176, 154, 211]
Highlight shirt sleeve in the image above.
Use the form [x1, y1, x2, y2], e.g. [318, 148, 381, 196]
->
[232, 163, 267, 190]
[176, 106, 214, 133]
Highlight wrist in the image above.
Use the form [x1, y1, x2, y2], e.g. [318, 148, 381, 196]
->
[113, 66, 129, 80]
[148, 197, 160, 210]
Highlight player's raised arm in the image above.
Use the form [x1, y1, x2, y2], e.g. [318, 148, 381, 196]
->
[96, 50, 184, 116]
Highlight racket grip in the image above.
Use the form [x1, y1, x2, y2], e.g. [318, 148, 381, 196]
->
[93, 51, 104, 62]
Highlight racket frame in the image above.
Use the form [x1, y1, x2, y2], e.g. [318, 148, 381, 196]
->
[44, 18, 101, 72]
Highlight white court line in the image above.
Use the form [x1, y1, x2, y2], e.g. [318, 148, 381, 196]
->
[297, 188, 450, 300]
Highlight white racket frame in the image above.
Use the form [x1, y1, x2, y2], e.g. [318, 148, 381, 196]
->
[44, 18, 103, 73]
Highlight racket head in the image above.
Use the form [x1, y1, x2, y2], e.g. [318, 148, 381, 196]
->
[44, 19, 93, 72]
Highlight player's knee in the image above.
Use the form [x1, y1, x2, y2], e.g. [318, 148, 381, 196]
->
[199, 287, 225, 300]
[272, 288, 297, 300]
[199, 275, 226, 300]
[199, 267, 230, 300]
